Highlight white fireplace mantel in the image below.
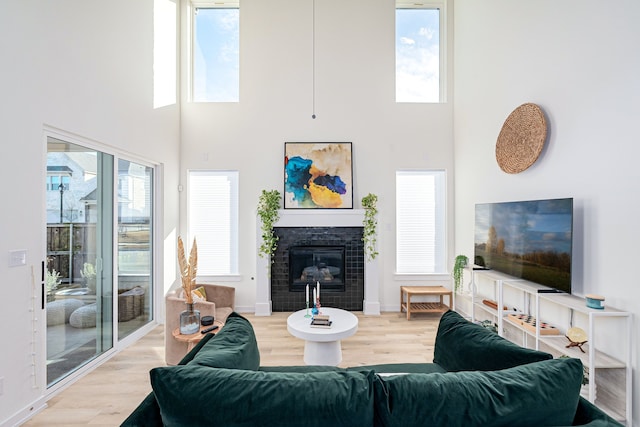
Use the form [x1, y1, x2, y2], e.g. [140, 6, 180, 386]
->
[255, 210, 381, 316]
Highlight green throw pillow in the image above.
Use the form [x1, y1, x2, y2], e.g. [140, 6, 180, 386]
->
[373, 357, 584, 427]
[119, 391, 163, 427]
[187, 312, 260, 370]
[120, 333, 218, 427]
[433, 310, 552, 371]
[151, 366, 376, 427]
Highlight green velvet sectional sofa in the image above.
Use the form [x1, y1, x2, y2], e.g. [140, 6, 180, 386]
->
[122, 310, 622, 427]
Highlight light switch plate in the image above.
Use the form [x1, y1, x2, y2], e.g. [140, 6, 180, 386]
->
[8, 250, 27, 267]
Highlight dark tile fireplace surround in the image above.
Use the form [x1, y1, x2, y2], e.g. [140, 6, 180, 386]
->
[270, 226, 365, 312]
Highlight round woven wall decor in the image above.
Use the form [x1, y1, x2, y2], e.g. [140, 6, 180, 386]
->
[495, 103, 547, 174]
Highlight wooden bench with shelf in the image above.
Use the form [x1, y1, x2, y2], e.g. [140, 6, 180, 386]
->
[400, 286, 452, 320]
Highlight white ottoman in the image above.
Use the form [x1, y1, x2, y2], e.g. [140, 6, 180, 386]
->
[47, 298, 84, 326]
[69, 303, 97, 328]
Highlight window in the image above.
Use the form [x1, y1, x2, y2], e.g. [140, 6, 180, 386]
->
[47, 175, 70, 191]
[46, 166, 72, 191]
[188, 170, 239, 275]
[396, 2, 443, 103]
[192, 3, 239, 102]
[396, 170, 446, 273]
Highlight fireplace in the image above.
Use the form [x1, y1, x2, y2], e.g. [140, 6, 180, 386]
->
[270, 226, 364, 311]
[289, 245, 346, 292]
[254, 209, 381, 316]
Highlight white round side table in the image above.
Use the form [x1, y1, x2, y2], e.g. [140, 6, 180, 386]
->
[286, 307, 358, 366]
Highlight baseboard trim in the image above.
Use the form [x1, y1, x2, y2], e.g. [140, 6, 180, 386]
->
[2, 396, 47, 427]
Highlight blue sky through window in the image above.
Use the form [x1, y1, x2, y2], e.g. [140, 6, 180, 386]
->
[396, 8, 440, 103]
[193, 8, 239, 102]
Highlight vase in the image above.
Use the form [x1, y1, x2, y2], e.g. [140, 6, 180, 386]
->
[179, 303, 201, 334]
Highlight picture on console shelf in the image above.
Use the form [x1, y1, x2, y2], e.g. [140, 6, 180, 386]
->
[474, 198, 573, 294]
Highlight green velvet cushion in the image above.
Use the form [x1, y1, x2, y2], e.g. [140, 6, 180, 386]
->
[259, 365, 346, 373]
[187, 312, 260, 370]
[151, 366, 376, 427]
[433, 310, 552, 371]
[373, 357, 583, 427]
[571, 397, 624, 426]
[351, 363, 446, 375]
[119, 391, 163, 427]
[120, 333, 218, 427]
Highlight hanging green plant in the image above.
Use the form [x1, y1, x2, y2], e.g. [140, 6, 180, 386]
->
[452, 254, 469, 293]
[257, 189, 281, 260]
[361, 193, 379, 261]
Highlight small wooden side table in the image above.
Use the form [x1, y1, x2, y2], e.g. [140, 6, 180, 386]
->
[400, 286, 452, 320]
[172, 320, 224, 351]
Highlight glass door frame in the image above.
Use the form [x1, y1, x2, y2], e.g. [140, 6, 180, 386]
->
[42, 127, 163, 396]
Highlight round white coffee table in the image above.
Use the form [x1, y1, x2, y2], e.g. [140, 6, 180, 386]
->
[286, 307, 358, 366]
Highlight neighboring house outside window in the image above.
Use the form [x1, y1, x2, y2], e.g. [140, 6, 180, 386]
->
[46, 154, 98, 223]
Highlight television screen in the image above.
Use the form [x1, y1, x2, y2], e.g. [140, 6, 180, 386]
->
[474, 198, 573, 293]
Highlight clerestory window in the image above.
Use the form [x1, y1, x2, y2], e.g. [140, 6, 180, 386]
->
[396, 1, 445, 103]
[191, 2, 240, 102]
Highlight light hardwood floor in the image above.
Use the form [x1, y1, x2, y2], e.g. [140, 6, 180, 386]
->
[23, 311, 441, 426]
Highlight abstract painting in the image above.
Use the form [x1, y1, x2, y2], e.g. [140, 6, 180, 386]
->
[284, 142, 353, 209]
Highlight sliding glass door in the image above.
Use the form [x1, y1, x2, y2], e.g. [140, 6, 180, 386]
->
[46, 137, 114, 386]
[117, 159, 153, 340]
[46, 136, 155, 386]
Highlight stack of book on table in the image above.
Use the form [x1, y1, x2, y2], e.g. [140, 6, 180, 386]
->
[310, 314, 332, 328]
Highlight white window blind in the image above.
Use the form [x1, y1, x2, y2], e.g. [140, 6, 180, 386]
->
[188, 170, 239, 275]
[396, 170, 446, 273]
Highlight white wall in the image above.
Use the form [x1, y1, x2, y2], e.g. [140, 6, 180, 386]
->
[179, 0, 456, 312]
[453, 1, 640, 425]
[0, 1, 180, 425]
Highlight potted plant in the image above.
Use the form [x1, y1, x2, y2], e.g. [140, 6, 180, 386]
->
[257, 189, 281, 260]
[452, 254, 469, 293]
[81, 262, 97, 293]
[361, 193, 378, 261]
[177, 236, 200, 334]
[45, 268, 61, 302]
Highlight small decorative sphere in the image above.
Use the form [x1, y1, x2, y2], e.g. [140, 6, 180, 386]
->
[312, 114, 316, 119]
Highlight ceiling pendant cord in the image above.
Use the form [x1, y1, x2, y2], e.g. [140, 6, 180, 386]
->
[311, 0, 316, 119]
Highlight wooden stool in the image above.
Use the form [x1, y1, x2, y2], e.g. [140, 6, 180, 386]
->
[400, 286, 452, 320]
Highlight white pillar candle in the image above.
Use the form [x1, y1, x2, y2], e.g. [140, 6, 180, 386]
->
[305, 284, 309, 303]
[313, 288, 316, 304]
[317, 281, 320, 300]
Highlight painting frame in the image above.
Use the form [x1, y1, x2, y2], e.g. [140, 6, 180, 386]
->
[284, 142, 353, 209]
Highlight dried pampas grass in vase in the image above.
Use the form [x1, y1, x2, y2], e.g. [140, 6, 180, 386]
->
[178, 236, 200, 334]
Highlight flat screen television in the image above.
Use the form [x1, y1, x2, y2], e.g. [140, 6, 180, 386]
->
[474, 198, 573, 294]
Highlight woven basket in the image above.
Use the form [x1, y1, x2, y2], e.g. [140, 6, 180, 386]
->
[118, 286, 145, 322]
[496, 103, 547, 174]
